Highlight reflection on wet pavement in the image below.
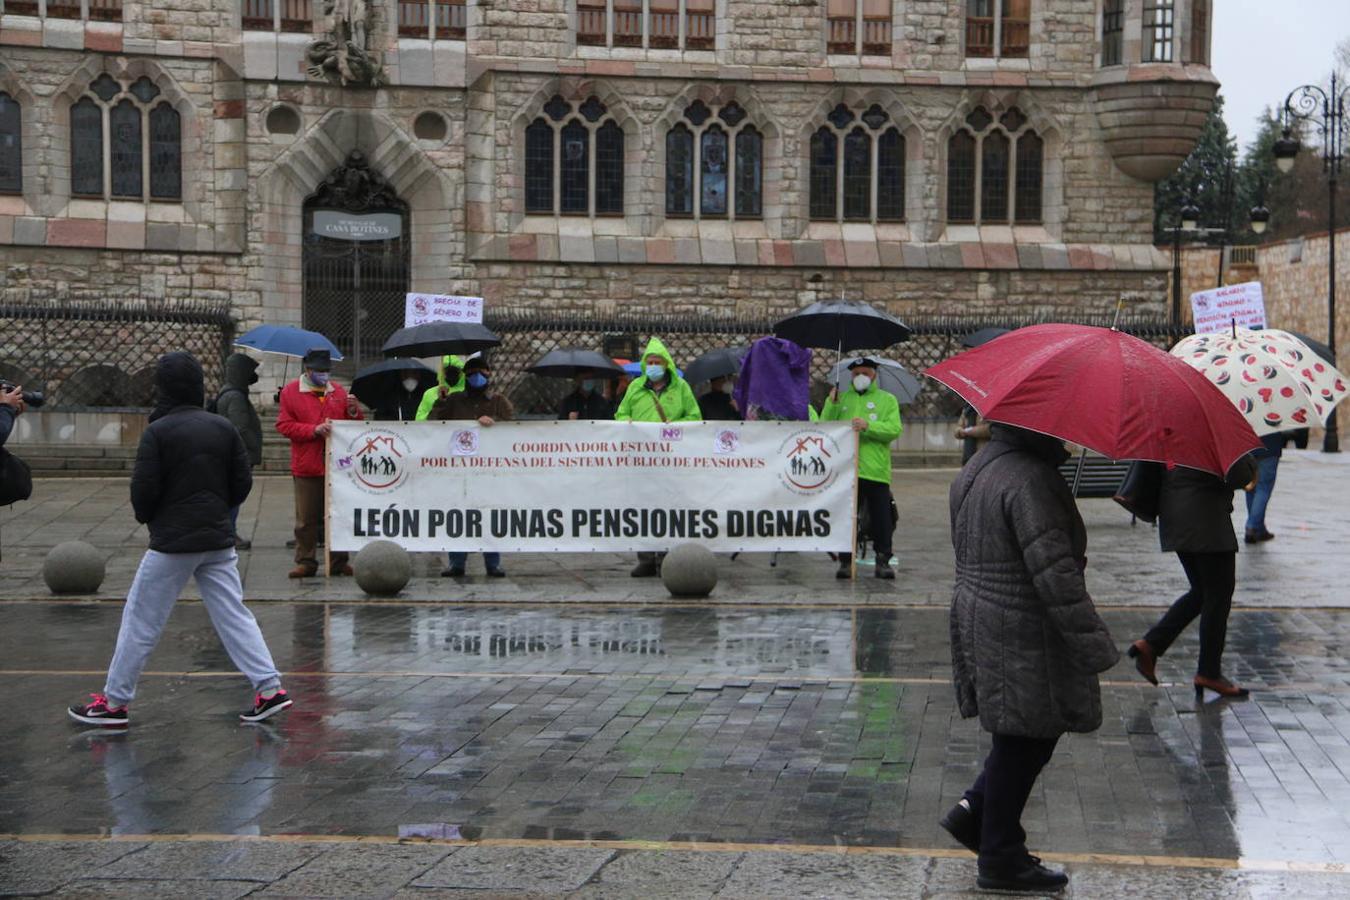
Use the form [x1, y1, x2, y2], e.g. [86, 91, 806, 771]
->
[5, 601, 1350, 867]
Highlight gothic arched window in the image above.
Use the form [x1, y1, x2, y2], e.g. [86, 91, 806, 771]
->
[0, 93, 20, 195]
[946, 106, 1042, 224]
[69, 75, 182, 202]
[523, 96, 625, 217]
[809, 104, 905, 223]
[664, 100, 762, 220]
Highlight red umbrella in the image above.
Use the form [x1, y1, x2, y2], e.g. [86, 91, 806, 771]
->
[924, 324, 1260, 476]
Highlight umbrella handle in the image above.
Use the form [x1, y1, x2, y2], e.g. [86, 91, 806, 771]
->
[1070, 447, 1088, 498]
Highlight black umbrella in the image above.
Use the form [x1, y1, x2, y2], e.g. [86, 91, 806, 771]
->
[772, 299, 911, 351]
[961, 326, 1011, 348]
[1288, 331, 1336, 365]
[351, 358, 436, 419]
[829, 358, 923, 405]
[527, 348, 623, 378]
[382, 322, 501, 358]
[684, 347, 746, 385]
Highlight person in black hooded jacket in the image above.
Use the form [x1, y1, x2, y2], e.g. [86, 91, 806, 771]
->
[67, 352, 294, 728]
[216, 352, 262, 549]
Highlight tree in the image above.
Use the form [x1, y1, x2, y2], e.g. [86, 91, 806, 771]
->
[1153, 95, 1238, 244]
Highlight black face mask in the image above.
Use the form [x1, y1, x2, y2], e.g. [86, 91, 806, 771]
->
[249, 372, 259, 385]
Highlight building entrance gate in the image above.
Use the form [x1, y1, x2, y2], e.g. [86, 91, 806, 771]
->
[302, 152, 410, 371]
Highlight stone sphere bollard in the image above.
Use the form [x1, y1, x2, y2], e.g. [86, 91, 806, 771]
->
[661, 543, 718, 598]
[354, 540, 412, 597]
[43, 541, 107, 595]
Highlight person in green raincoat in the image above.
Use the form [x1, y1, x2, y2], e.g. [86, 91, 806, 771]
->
[820, 357, 902, 580]
[414, 355, 466, 421]
[615, 337, 702, 576]
[614, 338, 701, 425]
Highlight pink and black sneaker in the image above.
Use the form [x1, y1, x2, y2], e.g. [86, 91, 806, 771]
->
[67, 693, 128, 728]
[240, 689, 293, 723]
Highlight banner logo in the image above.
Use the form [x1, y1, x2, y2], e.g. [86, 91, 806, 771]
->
[451, 429, 480, 456]
[343, 429, 411, 493]
[779, 430, 841, 494]
[661, 427, 684, 441]
[713, 428, 740, 455]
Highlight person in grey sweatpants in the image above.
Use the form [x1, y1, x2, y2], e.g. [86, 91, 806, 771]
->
[68, 351, 293, 727]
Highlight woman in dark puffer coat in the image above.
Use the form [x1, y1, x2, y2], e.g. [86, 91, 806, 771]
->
[941, 424, 1119, 894]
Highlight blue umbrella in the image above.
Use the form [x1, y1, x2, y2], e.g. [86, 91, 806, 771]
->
[234, 325, 344, 361]
[623, 361, 684, 378]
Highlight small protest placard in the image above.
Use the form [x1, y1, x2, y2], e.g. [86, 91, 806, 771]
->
[405, 293, 484, 327]
[1190, 282, 1266, 334]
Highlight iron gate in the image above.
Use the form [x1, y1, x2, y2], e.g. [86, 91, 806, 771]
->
[301, 152, 410, 372]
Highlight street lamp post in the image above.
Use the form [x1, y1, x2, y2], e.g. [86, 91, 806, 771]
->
[1274, 72, 1346, 453]
[1171, 201, 1201, 325]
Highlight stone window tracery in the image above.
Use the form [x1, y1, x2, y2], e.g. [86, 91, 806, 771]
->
[1142, 0, 1175, 62]
[965, 0, 1029, 59]
[577, 0, 714, 51]
[826, 1, 892, 56]
[524, 96, 625, 217]
[397, 0, 466, 39]
[242, 0, 312, 33]
[69, 75, 182, 202]
[946, 106, 1041, 225]
[0, 93, 20, 195]
[1100, 0, 1123, 67]
[5, 0, 122, 20]
[665, 100, 762, 220]
[808, 103, 904, 223]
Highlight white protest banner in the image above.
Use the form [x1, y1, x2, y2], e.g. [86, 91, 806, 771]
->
[1190, 281, 1266, 334]
[328, 420, 858, 553]
[405, 293, 484, 327]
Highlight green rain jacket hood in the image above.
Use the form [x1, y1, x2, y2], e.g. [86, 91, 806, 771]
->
[820, 378, 902, 484]
[414, 354, 466, 421]
[615, 337, 702, 423]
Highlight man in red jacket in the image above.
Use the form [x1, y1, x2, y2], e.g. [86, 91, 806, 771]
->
[276, 348, 363, 577]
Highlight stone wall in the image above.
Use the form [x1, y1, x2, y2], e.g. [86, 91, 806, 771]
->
[1176, 227, 1350, 372]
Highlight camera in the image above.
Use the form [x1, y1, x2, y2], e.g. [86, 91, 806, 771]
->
[0, 381, 45, 408]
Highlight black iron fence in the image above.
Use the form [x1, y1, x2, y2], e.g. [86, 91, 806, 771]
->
[0, 295, 234, 410]
[0, 299, 1187, 418]
[484, 312, 1191, 420]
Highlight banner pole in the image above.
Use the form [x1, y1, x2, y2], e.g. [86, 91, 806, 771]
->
[850, 431, 860, 581]
[323, 433, 332, 579]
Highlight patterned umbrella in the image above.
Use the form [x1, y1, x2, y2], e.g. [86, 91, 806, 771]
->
[1170, 328, 1349, 434]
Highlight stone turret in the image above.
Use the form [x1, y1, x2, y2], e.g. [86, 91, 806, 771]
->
[1090, 0, 1219, 182]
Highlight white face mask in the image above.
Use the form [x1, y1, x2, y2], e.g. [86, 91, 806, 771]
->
[852, 374, 872, 393]
[721, 381, 735, 395]
[402, 377, 420, 392]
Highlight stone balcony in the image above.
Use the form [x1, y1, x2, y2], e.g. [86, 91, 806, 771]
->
[1090, 64, 1219, 183]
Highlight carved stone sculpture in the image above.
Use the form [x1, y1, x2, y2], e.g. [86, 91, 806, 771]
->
[307, 0, 384, 88]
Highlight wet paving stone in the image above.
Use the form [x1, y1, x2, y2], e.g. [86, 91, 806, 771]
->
[7, 601, 1350, 870]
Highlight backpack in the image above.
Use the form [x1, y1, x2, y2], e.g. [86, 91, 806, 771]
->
[0, 448, 33, 505]
[207, 386, 245, 416]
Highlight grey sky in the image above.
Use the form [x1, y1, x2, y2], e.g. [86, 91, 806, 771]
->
[1212, 1, 1348, 157]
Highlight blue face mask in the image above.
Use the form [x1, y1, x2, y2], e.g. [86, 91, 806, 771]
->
[309, 371, 331, 387]
[581, 380, 597, 393]
[467, 372, 489, 390]
[645, 364, 666, 381]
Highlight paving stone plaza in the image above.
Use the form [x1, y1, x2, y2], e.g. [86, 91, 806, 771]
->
[3, 455, 1350, 896]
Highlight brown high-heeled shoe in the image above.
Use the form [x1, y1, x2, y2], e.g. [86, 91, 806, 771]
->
[1194, 675, 1250, 699]
[1127, 640, 1158, 686]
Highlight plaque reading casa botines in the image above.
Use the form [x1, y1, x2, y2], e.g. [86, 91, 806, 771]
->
[311, 210, 402, 241]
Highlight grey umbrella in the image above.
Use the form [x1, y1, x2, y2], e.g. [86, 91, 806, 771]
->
[684, 347, 746, 385]
[527, 348, 623, 378]
[961, 326, 1011, 348]
[830, 358, 923, 405]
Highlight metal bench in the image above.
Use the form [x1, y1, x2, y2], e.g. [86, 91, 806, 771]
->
[1058, 454, 1130, 499]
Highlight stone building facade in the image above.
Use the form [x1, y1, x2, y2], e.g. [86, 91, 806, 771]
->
[1175, 227, 1347, 373]
[1, 0, 1218, 373]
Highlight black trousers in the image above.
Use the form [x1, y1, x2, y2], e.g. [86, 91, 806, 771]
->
[1143, 551, 1236, 679]
[963, 733, 1060, 872]
[842, 478, 893, 563]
